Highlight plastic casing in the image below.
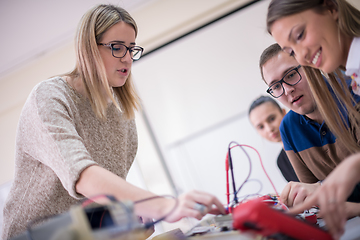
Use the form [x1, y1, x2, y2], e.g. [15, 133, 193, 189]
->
[232, 198, 333, 240]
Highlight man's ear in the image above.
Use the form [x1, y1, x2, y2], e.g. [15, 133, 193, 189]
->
[282, 108, 287, 116]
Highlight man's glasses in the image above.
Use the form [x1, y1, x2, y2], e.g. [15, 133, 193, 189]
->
[98, 43, 144, 61]
[266, 65, 302, 98]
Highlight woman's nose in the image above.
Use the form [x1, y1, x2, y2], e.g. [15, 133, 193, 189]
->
[294, 45, 310, 66]
[265, 124, 274, 133]
[121, 50, 133, 62]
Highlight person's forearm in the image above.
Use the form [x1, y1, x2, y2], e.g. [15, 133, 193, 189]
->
[331, 152, 360, 192]
[348, 153, 360, 183]
[75, 165, 171, 219]
[345, 202, 360, 219]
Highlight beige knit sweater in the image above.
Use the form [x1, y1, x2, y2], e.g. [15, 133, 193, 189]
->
[2, 77, 138, 239]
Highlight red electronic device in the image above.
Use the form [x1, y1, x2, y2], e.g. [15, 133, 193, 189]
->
[232, 197, 333, 240]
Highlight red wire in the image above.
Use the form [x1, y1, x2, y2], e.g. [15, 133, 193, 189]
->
[99, 210, 106, 228]
[240, 144, 280, 198]
[225, 152, 230, 212]
[225, 143, 283, 209]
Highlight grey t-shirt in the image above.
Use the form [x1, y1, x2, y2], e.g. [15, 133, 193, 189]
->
[2, 77, 138, 239]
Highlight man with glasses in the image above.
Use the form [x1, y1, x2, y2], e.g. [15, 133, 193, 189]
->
[259, 43, 360, 212]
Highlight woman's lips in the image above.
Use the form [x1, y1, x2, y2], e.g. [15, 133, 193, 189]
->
[311, 48, 322, 67]
[271, 132, 280, 140]
[118, 68, 128, 76]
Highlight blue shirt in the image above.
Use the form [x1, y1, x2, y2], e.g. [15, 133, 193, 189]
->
[280, 77, 360, 182]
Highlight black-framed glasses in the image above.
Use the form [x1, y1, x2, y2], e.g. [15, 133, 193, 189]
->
[266, 65, 302, 98]
[98, 43, 144, 61]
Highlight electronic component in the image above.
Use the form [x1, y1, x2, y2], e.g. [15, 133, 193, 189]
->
[222, 142, 333, 239]
[232, 197, 333, 240]
[11, 200, 148, 240]
[185, 214, 234, 237]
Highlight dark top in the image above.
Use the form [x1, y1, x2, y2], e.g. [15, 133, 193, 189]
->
[277, 149, 299, 182]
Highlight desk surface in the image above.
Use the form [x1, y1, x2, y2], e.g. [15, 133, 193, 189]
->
[153, 215, 360, 240]
[340, 216, 360, 240]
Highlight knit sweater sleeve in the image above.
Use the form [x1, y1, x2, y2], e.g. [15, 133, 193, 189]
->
[17, 79, 97, 198]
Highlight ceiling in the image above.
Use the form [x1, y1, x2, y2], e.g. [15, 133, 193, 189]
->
[1, 0, 359, 80]
[0, 0, 154, 78]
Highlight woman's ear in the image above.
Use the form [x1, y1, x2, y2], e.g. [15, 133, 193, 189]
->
[281, 108, 287, 116]
[323, 0, 338, 15]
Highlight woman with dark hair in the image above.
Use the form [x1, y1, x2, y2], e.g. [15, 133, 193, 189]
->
[249, 96, 299, 182]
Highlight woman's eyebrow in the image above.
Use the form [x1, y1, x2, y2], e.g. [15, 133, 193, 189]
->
[288, 28, 294, 41]
[109, 40, 136, 45]
[288, 24, 300, 41]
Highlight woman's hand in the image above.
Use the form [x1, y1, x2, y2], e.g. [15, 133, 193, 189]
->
[288, 153, 360, 240]
[164, 190, 226, 223]
[288, 182, 347, 240]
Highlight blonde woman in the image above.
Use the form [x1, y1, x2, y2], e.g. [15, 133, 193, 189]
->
[2, 4, 225, 239]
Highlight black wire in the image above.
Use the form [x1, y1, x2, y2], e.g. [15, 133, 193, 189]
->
[80, 194, 133, 232]
[81, 194, 176, 231]
[26, 195, 114, 240]
[134, 195, 179, 228]
[231, 143, 252, 196]
[228, 146, 238, 204]
[26, 194, 177, 239]
[109, 198, 133, 232]
[236, 179, 263, 199]
[227, 141, 253, 207]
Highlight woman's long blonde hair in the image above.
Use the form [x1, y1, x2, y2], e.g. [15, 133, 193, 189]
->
[267, 0, 360, 153]
[66, 4, 141, 120]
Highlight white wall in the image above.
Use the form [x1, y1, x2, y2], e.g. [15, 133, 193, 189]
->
[0, 0, 253, 187]
[132, 0, 287, 205]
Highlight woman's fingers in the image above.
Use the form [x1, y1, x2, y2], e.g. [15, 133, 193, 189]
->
[165, 190, 226, 222]
[288, 188, 347, 240]
[182, 190, 226, 215]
